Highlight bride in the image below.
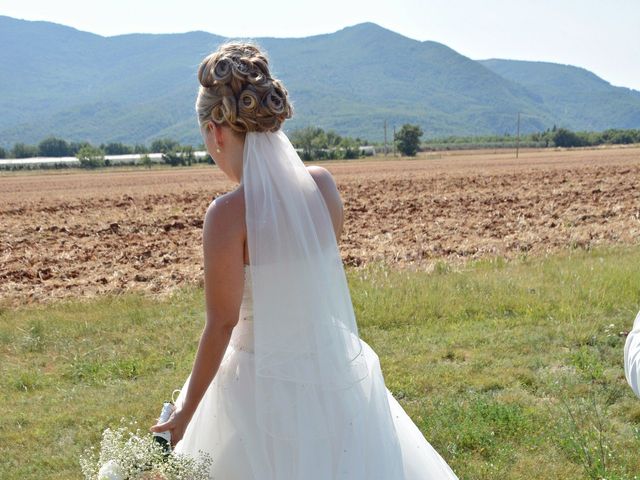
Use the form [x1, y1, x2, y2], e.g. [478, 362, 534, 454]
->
[150, 41, 458, 479]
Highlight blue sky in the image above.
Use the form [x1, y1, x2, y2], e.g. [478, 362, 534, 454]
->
[2, 0, 639, 90]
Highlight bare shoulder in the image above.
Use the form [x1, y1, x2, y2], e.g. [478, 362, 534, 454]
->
[306, 165, 335, 187]
[205, 185, 244, 220]
[306, 165, 344, 240]
[203, 187, 245, 240]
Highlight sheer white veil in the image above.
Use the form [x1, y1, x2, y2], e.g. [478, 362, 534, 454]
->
[242, 129, 404, 479]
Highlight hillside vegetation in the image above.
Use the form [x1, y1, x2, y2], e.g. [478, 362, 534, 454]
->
[1, 16, 639, 147]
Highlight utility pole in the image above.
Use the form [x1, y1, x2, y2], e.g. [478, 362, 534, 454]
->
[516, 112, 521, 159]
[384, 120, 388, 156]
[393, 125, 396, 157]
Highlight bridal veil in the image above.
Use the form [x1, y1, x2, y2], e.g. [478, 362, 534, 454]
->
[242, 129, 405, 479]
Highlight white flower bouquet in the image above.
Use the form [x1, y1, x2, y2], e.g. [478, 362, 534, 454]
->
[79, 420, 212, 480]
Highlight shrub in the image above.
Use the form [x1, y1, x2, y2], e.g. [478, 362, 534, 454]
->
[76, 146, 106, 168]
[162, 150, 180, 166]
[140, 154, 152, 169]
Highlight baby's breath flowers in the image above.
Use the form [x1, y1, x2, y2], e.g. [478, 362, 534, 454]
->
[80, 419, 211, 480]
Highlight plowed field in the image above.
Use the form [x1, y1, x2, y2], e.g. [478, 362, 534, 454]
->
[1, 145, 639, 306]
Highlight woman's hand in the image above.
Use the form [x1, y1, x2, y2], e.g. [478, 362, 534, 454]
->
[149, 407, 192, 448]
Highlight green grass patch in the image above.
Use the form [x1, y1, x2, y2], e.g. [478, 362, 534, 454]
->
[2, 244, 640, 479]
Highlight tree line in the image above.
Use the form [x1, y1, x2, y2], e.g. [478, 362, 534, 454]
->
[289, 127, 366, 160]
[1, 126, 638, 164]
[0, 129, 375, 164]
[0, 137, 201, 159]
[534, 127, 640, 148]
[423, 127, 640, 150]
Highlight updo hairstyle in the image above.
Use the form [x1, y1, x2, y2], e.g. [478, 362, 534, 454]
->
[196, 41, 293, 134]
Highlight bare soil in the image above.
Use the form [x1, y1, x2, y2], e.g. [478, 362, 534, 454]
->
[1, 145, 639, 307]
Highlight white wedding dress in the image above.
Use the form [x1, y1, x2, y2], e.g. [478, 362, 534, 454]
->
[173, 263, 458, 479]
[171, 130, 457, 479]
[624, 311, 640, 398]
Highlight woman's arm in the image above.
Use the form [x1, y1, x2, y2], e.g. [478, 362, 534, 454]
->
[624, 311, 640, 398]
[150, 195, 245, 445]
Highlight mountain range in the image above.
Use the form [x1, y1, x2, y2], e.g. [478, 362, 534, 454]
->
[0, 15, 638, 147]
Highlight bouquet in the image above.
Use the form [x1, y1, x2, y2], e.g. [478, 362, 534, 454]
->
[80, 415, 212, 480]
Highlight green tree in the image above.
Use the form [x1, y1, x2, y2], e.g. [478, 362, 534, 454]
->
[162, 149, 184, 167]
[311, 130, 329, 159]
[338, 137, 360, 159]
[101, 142, 133, 155]
[140, 154, 153, 169]
[553, 128, 585, 148]
[0, 146, 6, 159]
[179, 145, 195, 166]
[151, 138, 180, 154]
[12, 143, 39, 158]
[609, 130, 636, 144]
[38, 137, 71, 157]
[76, 146, 105, 168]
[290, 126, 326, 160]
[289, 127, 365, 160]
[69, 141, 92, 155]
[394, 124, 423, 157]
[325, 130, 342, 149]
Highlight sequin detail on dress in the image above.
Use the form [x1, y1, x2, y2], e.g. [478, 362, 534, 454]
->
[229, 265, 254, 353]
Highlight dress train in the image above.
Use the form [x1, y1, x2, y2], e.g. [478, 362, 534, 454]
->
[174, 265, 457, 479]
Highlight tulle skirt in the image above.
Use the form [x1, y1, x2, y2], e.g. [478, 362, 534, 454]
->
[173, 338, 458, 479]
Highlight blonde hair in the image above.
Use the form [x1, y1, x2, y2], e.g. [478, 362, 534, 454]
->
[195, 41, 293, 133]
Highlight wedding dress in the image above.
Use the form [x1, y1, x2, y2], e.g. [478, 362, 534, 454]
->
[173, 130, 458, 479]
[624, 311, 640, 397]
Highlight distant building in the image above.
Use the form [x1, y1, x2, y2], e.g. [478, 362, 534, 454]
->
[0, 151, 212, 169]
[0, 156, 79, 168]
[359, 146, 376, 156]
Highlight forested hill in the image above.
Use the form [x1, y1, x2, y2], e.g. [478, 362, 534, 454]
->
[479, 59, 640, 132]
[1, 15, 639, 146]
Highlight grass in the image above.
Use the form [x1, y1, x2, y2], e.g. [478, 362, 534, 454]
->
[2, 244, 640, 479]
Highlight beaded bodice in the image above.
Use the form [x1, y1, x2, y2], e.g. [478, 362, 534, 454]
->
[229, 265, 254, 353]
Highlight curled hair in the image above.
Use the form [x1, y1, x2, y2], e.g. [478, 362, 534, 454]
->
[195, 41, 293, 133]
